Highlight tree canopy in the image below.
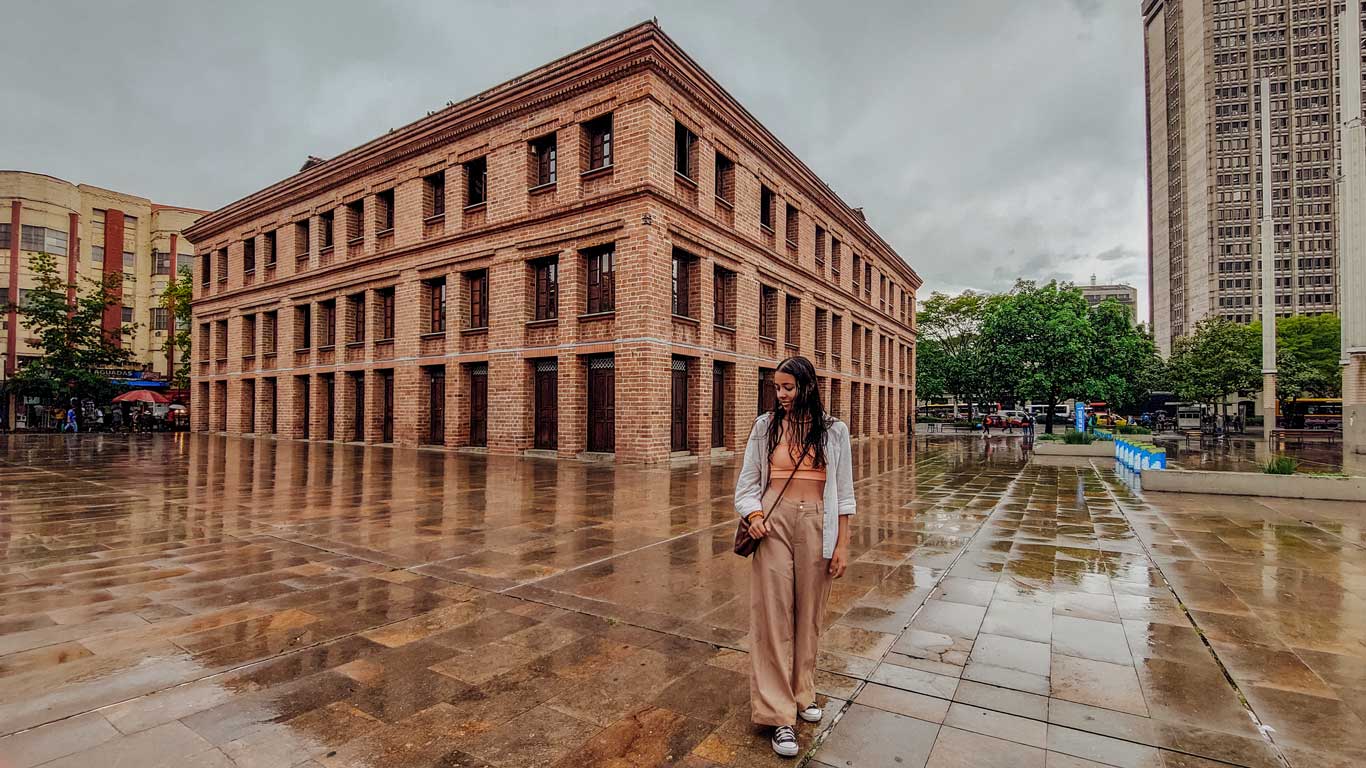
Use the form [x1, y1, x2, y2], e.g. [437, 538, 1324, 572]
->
[8, 251, 134, 403]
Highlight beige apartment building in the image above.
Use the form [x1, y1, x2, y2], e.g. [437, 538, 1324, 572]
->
[1142, 0, 1359, 354]
[1, 171, 203, 394]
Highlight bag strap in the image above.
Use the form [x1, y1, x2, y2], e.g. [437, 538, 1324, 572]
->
[764, 441, 810, 517]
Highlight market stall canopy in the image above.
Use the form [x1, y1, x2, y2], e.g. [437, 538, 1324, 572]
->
[112, 390, 171, 404]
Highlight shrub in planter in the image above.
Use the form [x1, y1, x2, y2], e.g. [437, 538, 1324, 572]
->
[1063, 431, 1094, 445]
[1036, 433, 1062, 442]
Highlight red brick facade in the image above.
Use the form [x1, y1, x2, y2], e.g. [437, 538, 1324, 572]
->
[184, 22, 921, 463]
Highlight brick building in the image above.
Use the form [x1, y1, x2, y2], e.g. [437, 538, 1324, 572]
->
[183, 22, 920, 463]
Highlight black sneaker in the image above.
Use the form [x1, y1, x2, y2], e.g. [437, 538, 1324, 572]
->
[771, 724, 799, 758]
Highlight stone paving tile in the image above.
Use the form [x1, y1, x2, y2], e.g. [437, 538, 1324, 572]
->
[2, 435, 1363, 767]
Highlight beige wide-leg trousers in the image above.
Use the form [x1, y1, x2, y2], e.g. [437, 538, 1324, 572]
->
[750, 494, 834, 726]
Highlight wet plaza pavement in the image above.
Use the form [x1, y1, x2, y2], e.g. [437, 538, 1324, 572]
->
[0, 434, 1364, 767]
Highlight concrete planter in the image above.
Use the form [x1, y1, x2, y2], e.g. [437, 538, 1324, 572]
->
[1033, 442, 1115, 457]
[1141, 468, 1366, 501]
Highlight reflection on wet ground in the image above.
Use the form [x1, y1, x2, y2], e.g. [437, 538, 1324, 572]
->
[1157, 433, 1344, 473]
[0, 433, 1360, 767]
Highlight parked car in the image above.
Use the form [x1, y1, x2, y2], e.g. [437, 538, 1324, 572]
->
[987, 410, 1029, 428]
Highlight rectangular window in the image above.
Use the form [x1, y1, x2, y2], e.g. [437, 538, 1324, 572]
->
[425, 171, 446, 218]
[760, 186, 775, 230]
[153, 250, 172, 276]
[21, 225, 68, 256]
[242, 314, 256, 355]
[92, 245, 104, 264]
[243, 238, 256, 273]
[831, 314, 842, 358]
[864, 262, 873, 298]
[346, 200, 364, 243]
[426, 277, 447, 332]
[465, 157, 487, 206]
[533, 257, 559, 321]
[815, 226, 826, 272]
[264, 230, 277, 266]
[530, 134, 557, 187]
[815, 309, 828, 352]
[0, 223, 8, 245]
[467, 270, 489, 328]
[263, 311, 277, 354]
[852, 253, 861, 292]
[851, 322, 861, 362]
[215, 249, 226, 282]
[584, 114, 613, 170]
[674, 120, 697, 178]
[713, 266, 736, 328]
[296, 219, 311, 260]
[318, 300, 336, 347]
[150, 307, 169, 331]
[378, 287, 396, 340]
[320, 210, 335, 249]
[785, 296, 800, 347]
[880, 275, 887, 312]
[296, 305, 312, 350]
[201, 253, 211, 286]
[671, 249, 694, 318]
[831, 238, 842, 275]
[376, 189, 395, 232]
[350, 293, 366, 343]
[585, 245, 615, 314]
[759, 285, 778, 339]
[715, 152, 734, 202]
[785, 204, 799, 247]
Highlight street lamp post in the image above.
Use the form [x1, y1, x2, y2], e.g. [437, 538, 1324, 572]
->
[1259, 77, 1276, 446]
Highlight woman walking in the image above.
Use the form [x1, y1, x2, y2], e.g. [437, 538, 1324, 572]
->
[734, 356, 855, 758]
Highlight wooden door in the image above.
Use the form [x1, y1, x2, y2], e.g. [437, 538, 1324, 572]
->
[380, 371, 394, 443]
[428, 368, 445, 445]
[670, 359, 688, 452]
[323, 375, 335, 440]
[711, 363, 726, 448]
[469, 366, 487, 447]
[587, 357, 615, 452]
[299, 376, 310, 439]
[758, 368, 776, 415]
[352, 372, 365, 442]
[533, 361, 557, 449]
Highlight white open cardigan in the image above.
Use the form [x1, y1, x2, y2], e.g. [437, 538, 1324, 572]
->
[733, 412, 856, 559]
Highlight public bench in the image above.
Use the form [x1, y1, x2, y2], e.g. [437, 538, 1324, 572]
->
[1269, 428, 1339, 447]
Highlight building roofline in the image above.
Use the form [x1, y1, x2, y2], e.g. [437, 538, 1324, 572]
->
[182, 20, 919, 288]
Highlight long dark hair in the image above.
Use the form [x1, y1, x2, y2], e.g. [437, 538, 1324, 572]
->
[765, 355, 831, 468]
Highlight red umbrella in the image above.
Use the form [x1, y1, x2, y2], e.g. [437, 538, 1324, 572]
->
[113, 389, 170, 404]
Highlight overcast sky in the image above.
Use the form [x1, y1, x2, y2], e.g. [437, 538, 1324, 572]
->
[2, 0, 1148, 318]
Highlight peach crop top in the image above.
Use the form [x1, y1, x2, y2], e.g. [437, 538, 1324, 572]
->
[770, 443, 827, 483]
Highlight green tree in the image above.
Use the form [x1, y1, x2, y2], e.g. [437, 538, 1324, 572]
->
[916, 290, 991, 416]
[979, 281, 1093, 433]
[1166, 317, 1260, 423]
[161, 267, 194, 390]
[8, 251, 135, 404]
[1084, 299, 1163, 416]
[1249, 314, 1341, 399]
[914, 337, 949, 405]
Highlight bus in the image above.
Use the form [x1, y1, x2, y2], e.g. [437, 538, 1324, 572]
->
[1276, 398, 1342, 430]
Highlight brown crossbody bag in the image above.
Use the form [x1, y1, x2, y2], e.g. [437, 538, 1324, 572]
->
[733, 443, 810, 558]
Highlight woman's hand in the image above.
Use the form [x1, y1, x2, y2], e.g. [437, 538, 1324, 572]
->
[746, 513, 768, 540]
[828, 545, 849, 579]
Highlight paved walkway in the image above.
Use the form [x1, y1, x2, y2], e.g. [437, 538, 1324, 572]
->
[0, 434, 1360, 767]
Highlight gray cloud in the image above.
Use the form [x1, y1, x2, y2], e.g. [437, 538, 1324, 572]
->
[1, 0, 1148, 319]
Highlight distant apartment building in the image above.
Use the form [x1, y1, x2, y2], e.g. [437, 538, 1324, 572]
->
[182, 22, 921, 462]
[1080, 279, 1139, 323]
[1, 171, 202, 392]
[1142, 0, 1360, 354]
